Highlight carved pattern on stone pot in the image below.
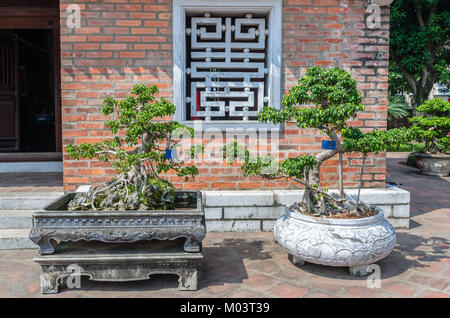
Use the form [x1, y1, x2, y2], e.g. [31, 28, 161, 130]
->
[274, 206, 397, 267]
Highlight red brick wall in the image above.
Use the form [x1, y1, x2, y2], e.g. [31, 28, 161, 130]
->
[60, 0, 389, 192]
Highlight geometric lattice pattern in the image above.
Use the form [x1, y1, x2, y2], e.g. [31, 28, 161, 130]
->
[186, 13, 268, 121]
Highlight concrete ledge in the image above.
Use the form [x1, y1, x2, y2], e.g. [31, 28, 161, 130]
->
[386, 218, 410, 229]
[273, 188, 410, 205]
[0, 229, 36, 249]
[0, 210, 34, 229]
[0, 161, 63, 173]
[0, 192, 64, 210]
[206, 220, 261, 232]
[224, 206, 284, 220]
[205, 191, 274, 207]
[205, 208, 222, 220]
[203, 188, 410, 231]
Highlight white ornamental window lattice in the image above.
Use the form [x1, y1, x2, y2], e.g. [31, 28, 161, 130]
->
[173, 1, 282, 129]
[185, 13, 268, 122]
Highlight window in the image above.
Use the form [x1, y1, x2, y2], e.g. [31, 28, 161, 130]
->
[173, 0, 282, 130]
[436, 83, 449, 96]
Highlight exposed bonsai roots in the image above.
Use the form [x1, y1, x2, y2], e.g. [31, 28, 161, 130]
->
[293, 185, 376, 218]
[67, 167, 175, 211]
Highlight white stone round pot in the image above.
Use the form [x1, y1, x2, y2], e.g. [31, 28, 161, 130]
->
[274, 206, 396, 276]
[413, 152, 450, 177]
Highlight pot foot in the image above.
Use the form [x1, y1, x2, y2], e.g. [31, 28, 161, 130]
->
[36, 237, 57, 255]
[290, 254, 305, 266]
[178, 269, 198, 291]
[349, 265, 372, 277]
[40, 273, 62, 294]
[183, 237, 201, 253]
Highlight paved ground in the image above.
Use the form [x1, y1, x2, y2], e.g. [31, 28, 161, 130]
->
[0, 153, 448, 298]
[387, 153, 450, 217]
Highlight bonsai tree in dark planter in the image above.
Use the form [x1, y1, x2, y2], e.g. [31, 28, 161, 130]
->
[66, 84, 199, 210]
[408, 98, 450, 176]
[30, 84, 205, 255]
[227, 67, 412, 276]
[30, 84, 207, 294]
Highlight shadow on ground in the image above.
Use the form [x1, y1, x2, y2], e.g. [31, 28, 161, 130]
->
[55, 238, 272, 293]
[285, 231, 449, 281]
[199, 238, 272, 288]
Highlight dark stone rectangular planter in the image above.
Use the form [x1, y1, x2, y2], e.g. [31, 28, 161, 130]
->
[29, 191, 206, 255]
[34, 240, 203, 293]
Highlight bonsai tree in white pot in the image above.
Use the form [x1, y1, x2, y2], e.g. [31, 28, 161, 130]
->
[228, 67, 413, 276]
[408, 98, 450, 176]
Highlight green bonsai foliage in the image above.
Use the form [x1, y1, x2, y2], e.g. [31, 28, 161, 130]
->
[228, 67, 415, 217]
[342, 126, 416, 206]
[66, 84, 198, 211]
[408, 98, 450, 154]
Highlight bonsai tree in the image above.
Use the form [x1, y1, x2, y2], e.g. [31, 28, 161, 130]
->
[408, 98, 450, 154]
[226, 67, 413, 217]
[66, 84, 198, 211]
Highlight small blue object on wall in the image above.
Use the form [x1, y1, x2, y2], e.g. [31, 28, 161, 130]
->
[321, 140, 336, 150]
[165, 149, 177, 159]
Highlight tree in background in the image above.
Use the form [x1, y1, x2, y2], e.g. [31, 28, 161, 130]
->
[409, 98, 450, 153]
[389, 0, 449, 113]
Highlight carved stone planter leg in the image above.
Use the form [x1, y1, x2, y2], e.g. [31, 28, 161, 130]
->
[37, 237, 57, 255]
[40, 273, 62, 294]
[183, 236, 201, 253]
[178, 269, 198, 291]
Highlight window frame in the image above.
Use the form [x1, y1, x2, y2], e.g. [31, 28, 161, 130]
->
[173, 0, 283, 130]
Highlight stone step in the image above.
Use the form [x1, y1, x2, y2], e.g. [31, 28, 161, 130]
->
[0, 192, 63, 210]
[0, 161, 62, 173]
[0, 210, 34, 229]
[0, 229, 36, 249]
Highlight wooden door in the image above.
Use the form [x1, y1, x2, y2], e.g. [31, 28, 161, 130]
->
[0, 32, 19, 151]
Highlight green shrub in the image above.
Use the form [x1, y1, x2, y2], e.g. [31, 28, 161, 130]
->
[388, 94, 410, 120]
[409, 98, 450, 154]
[407, 154, 417, 167]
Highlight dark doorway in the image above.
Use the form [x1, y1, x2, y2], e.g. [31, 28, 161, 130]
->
[0, 1, 61, 156]
[0, 29, 56, 152]
[0, 32, 19, 151]
[18, 29, 56, 152]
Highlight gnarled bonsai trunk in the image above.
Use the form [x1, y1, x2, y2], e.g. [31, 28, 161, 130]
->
[68, 138, 175, 211]
[298, 131, 371, 216]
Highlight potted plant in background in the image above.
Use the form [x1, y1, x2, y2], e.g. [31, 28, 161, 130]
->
[387, 92, 410, 129]
[29, 85, 206, 293]
[227, 67, 413, 276]
[409, 98, 450, 176]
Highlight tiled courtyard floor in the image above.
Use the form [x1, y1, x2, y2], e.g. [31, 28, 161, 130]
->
[0, 153, 448, 298]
